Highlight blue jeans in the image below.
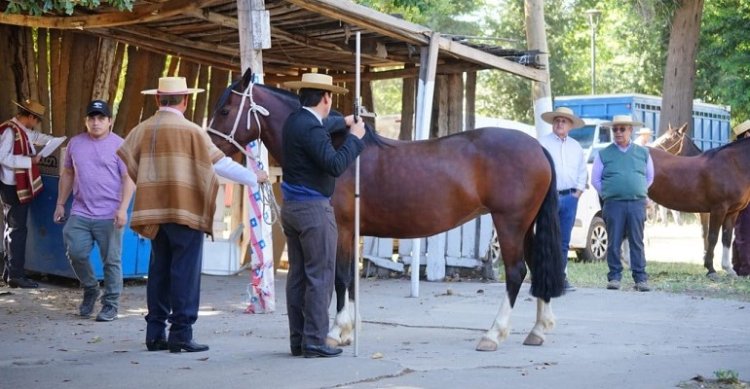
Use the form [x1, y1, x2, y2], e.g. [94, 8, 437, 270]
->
[63, 215, 123, 308]
[603, 199, 648, 283]
[558, 193, 580, 273]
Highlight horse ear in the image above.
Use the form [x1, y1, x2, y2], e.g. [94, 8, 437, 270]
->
[241, 68, 253, 88]
[668, 122, 674, 132]
[678, 123, 688, 135]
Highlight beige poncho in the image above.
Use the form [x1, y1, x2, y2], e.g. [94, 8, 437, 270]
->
[117, 110, 224, 239]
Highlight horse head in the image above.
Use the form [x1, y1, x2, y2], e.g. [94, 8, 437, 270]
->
[206, 68, 300, 165]
[652, 123, 694, 155]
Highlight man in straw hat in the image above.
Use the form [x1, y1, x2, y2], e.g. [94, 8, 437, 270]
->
[0, 99, 63, 288]
[281, 72, 365, 358]
[731, 120, 750, 276]
[591, 115, 654, 292]
[539, 107, 587, 292]
[117, 77, 268, 353]
[633, 127, 653, 146]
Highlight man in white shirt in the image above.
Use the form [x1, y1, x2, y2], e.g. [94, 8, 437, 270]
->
[0, 99, 62, 288]
[539, 107, 588, 292]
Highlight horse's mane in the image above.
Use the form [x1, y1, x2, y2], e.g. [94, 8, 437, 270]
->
[212, 78, 302, 116]
[703, 135, 750, 157]
[328, 110, 389, 148]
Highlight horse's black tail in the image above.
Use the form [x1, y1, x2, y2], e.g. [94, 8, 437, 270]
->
[528, 147, 565, 301]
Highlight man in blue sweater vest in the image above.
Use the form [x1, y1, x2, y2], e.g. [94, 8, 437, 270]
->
[592, 115, 654, 292]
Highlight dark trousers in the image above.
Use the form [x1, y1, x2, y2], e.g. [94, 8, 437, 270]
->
[145, 223, 204, 343]
[281, 200, 337, 347]
[603, 199, 648, 283]
[0, 181, 29, 280]
[733, 207, 750, 276]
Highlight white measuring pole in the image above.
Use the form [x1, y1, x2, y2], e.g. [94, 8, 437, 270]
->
[353, 31, 362, 357]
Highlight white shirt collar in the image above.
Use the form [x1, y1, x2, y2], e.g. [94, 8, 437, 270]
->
[303, 106, 323, 125]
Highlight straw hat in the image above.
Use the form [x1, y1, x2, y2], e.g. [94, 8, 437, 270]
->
[602, 115, 643, 128]
[732, 120, 750, 136]
[636, 127, 653, 136]
[541, 107, 585, 129]
[12, 99, 45, 119]
[141, 77, 204, 95]
[283, 73, 348, 94]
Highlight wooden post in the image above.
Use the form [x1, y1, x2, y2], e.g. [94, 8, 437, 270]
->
[447, 73, 463, 133]
[92, 38, 118, 100]
[36, 29, 51, 133]
[193, 64, 209, 126]
[238, 0, 275, 314]
[411, 32, 440, 296]
[398, 64, 416, 141]
[524, 0, 553, 138]
[0, 26, 19, 121]
[465, 71, 476, 131]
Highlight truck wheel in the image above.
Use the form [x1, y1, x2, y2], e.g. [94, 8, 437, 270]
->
[577, 216, 607, 262]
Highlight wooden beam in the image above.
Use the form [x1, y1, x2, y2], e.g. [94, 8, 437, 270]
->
[0, 0, 224, 29]
[288, 0, 546, 81]
[284, 0, 430, 46]
[437, 36, 547, 82]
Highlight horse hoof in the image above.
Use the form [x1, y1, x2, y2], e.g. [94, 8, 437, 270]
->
[523, 333, 544, 346]
[325, 337, 340, 347]
[706, 272, 720, 281]
[475, 337, 498, 352]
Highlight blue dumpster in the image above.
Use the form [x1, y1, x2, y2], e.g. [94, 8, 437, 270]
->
[24, 175, 150, 280]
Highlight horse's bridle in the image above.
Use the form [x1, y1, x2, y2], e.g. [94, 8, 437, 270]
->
[205, 81, 280, 225]
[206, 81, 269, 160]
[654, 131, 685, 155]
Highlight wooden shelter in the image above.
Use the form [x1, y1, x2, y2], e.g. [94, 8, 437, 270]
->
[0, 0, 547, 276]
[0, 0, 546, 139]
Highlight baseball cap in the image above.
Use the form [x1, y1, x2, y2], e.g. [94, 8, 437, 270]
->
[86, 100, 112, 117]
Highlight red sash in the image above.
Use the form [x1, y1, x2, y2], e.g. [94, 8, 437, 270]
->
[1, 121, 43, 203]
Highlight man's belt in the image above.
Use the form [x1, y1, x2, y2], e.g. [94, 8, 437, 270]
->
[558, 188, 576, 196]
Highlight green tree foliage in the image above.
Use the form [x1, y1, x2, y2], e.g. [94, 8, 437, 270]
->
[5, 1, 134, 16]
[695, 0, 750, 123]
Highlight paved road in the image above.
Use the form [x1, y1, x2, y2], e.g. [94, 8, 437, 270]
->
[1, 270, 748, 389]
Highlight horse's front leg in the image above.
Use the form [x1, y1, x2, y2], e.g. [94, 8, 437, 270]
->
[721, 214, 738, 277]
[327, 229, 355, 347]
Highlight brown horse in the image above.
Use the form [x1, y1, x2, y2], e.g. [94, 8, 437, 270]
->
[649, 126, 750, 277]
[207, 69, 565, 351]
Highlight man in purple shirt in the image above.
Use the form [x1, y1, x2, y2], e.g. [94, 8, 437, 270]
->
[54, 100, 135, 321]
[591, 115, 654, 292]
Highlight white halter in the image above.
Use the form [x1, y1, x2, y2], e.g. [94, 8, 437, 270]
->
[206, 81, 269, 159]
[205, 81, 280, 225]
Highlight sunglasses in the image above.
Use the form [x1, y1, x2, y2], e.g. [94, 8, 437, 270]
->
[612, 127, 630, 133]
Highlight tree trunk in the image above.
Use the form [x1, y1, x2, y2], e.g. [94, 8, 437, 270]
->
[524, 0, 552, 137]
[660, 0, 704, 137]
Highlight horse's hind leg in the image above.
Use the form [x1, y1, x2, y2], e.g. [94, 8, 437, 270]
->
[523, 298, 556, 346]
[327, 230, 355, 347]
[476, 223, 527, 352]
